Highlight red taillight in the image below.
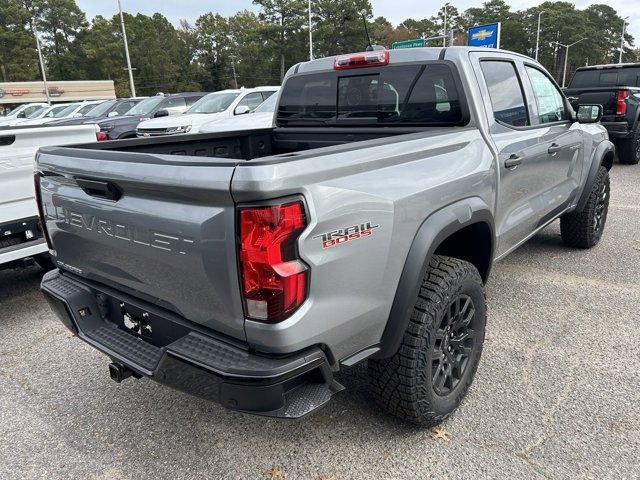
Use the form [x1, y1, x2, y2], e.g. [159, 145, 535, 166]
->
[96, 131, 108, 142]
[334, 50, 389, 70]
[616, 90, 629, 116]
[33, 173, 53, 250]
[238, 201, 308, 323]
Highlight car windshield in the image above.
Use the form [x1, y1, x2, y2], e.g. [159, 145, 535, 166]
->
[254, 93, 278, 113]
[83, 100, 117, 118]
[187, 92, 239, 114]
[52, 103, 80, 118]
[26, 106, 47, 118]
[125, 96, 164, 115]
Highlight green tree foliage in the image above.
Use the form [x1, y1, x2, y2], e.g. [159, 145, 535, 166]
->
[0, 0, 39, 81]
[0, 0, 635, 94]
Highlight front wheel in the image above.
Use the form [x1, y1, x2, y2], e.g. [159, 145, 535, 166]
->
[368, 255, 486, 426]
[560, 166, 610, 249]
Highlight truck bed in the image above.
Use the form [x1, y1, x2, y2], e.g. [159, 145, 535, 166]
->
[57, 126, 431, 160]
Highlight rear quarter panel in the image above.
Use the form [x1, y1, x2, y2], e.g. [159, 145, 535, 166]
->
[232, 128, 496, 360]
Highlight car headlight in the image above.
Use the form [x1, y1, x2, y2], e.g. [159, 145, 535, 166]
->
[167, 125, 191, 134]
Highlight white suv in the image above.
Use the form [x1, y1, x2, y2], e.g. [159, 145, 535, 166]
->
[136, 86, 279, 136]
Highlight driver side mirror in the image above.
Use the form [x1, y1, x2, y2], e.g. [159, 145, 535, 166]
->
[17, 111, 26, 118]
[234, 105, 251, 116]
[576, 104, 603, 124]
[154, 109, 169, 118]
[107, 111, 119, 118]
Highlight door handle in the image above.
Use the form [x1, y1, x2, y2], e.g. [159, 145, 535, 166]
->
[504, 154, 523, 169]
[548, 143, 562, 155]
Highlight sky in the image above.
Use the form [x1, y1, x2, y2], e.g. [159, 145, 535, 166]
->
[76, 0, 639, 44]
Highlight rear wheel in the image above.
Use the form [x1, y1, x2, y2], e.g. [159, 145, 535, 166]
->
[560, 166, 610, 248]
[617, 129, 640, 165]
[368, 255, 486, 426]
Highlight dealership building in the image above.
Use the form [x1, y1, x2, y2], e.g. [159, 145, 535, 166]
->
[0, 80, 116, 113]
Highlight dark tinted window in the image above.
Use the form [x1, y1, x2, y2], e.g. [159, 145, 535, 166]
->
[570, 67, 640, 87]
[114, 101, 136, 115]
[480, 61, 528, 127]
[277, 63, 465, 127]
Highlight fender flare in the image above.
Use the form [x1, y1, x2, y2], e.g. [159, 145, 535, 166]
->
[575, 140, 615, 212]
[373, 197, 494, 359]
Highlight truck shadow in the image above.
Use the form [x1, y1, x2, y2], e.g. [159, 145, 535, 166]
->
[0, 265, 45, 303]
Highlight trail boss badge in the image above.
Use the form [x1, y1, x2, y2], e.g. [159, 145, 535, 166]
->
[313, 221, 379, 249]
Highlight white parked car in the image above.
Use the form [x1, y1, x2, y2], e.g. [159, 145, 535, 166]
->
[199, 90, 278, 134]
[0, 103, 48, 126]
[0, 123, 100, 268]
[16, 100, 104, 126]
[136, 86, 279, 136]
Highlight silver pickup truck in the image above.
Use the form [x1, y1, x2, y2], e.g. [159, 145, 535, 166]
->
[36, 47, 613, 426]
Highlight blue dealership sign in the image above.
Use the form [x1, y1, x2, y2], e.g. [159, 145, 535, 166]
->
[468, 22, 501, 49]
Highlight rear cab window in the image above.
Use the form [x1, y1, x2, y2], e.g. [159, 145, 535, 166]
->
[569, 67, 640, 88]
[277, 62, 467, 127]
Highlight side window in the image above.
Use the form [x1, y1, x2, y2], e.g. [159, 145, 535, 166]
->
[115, 101, 134, 115]
[186, 96, 202, 107]
[162, 97, 187, 115]
[237, 92, 265, 111]
[23, 105, 41, 116]
[261, 91, 276, 101]
[480, 60, 529, 127]
[525, 66, 567, 124]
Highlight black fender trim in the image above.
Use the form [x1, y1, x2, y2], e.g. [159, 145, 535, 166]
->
[575, 140, 614, 212]
[373, 197, 494, 359]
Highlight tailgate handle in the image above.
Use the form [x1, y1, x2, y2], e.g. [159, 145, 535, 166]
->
[76, 178, 122, 201]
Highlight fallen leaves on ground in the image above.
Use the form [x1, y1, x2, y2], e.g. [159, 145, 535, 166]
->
[265, 467, 284, 480]
[429, 426, 452, 442]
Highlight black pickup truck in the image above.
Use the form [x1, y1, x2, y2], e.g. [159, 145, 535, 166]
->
[565, 63, 640, 164]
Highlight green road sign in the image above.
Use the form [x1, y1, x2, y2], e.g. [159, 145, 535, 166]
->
[391, 39, 426, 49]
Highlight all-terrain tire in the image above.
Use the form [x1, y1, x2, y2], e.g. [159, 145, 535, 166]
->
[560, 166, 610, 249]
[368, 255, 486, 427]
[617, 129, 640, 165]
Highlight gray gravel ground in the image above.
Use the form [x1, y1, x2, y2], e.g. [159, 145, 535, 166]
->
[1, 164, 639, 480]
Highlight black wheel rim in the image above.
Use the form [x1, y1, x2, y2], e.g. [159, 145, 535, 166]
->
[635, 131, 640, 160]
[593, 180, 609, 234]
[431, 294, 476, 396]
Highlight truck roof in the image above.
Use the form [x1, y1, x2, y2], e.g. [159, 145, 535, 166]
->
[292, 46, 538, 75]
[575, 63, 640, 71]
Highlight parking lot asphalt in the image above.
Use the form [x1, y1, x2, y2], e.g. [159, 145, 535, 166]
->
[1, 164, 639, 480]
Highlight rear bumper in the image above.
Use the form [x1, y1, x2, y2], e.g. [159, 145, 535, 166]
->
[0, 216, 47, 265]
[601, 121, 632, 139]
[41, 269, 342, 418]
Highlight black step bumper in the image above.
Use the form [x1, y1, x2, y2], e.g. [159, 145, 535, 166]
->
[41, 269, 342, 418]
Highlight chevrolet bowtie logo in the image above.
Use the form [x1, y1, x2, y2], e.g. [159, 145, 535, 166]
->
[472, 29, 493, 41]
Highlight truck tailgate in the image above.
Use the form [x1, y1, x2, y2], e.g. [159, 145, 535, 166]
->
[36, 147, 246, 340]
[565, 87, 618, 116]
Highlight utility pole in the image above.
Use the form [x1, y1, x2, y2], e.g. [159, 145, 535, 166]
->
[33, 22, 51, 105]
[443, 4, 448, 47]
[117, 0, 136, 97]
[230, 57, 238, 89]
[556, 38, 586, 87]
[308, 0, 313, 60]
[535, 10, 545, 61]
[619, 16, 629, 64]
